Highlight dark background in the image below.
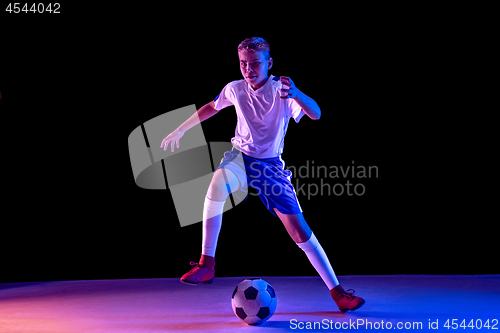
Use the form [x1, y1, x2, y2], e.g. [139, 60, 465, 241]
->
[0, 5, 494, 283]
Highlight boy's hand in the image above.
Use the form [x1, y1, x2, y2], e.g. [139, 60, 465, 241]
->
[280, 76, 298, 99]
[161, 129, 185, 152]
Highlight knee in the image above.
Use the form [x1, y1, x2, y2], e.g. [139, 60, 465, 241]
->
[290, 221, 313, 244]
[285, 223, 312, 244]
[207, 179, 229, 201]
[294, 229, 312, 244]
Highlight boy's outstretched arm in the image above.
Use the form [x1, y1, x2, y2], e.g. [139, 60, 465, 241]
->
[280, 76, 321, 120]
[161, 101, 219, 152]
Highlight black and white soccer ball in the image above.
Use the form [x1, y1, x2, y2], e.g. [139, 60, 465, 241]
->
[231, 278, 277, 325]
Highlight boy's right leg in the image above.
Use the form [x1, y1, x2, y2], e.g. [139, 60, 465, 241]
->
[180, 168, 240, 285]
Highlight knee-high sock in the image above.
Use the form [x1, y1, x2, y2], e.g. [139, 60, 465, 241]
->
[296, 232, 339, 290]
[201, 196, 225, 257]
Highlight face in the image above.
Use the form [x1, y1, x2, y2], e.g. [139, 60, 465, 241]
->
[238, 49, 273, 90]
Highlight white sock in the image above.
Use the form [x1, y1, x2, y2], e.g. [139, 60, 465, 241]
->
[297, 232, 339, 290]
[201, 196, 226, 257]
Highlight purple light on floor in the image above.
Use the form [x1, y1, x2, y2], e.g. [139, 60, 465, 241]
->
[1, 275, 499, 332]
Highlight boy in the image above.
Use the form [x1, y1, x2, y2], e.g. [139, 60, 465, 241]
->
[161, 37, 364, 312]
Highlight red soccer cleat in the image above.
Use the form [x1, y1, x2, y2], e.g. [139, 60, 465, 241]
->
[330, 285, 365, 312]
[180, 255, 215, 285]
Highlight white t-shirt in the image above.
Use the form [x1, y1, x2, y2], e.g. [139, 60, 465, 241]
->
[213, 75, 305, 159]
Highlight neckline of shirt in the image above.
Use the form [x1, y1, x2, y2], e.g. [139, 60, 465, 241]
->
[247, 75, 275, 94]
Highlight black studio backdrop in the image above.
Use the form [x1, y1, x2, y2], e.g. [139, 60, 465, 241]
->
[1, 7, 495, 283]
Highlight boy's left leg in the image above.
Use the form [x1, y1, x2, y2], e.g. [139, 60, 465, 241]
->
[274, 209, 339, 288]
[274, 209, 365, 312]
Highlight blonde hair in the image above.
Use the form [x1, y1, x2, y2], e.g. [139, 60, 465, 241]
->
[237, 37, 270, 59]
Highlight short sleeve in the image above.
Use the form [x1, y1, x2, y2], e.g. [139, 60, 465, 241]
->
[288, 98, 305, 123]
[213, 82, 235, 111]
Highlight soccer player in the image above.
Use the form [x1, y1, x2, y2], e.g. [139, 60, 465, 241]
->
[161, 37, 365, 312]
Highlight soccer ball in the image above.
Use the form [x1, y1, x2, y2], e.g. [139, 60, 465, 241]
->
[231, 278, 277, 325]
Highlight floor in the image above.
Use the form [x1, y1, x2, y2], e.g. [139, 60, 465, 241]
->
[0, 275, 499, 332]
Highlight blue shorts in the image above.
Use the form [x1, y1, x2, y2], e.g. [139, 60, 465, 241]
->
[215, 148, 303, 217]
